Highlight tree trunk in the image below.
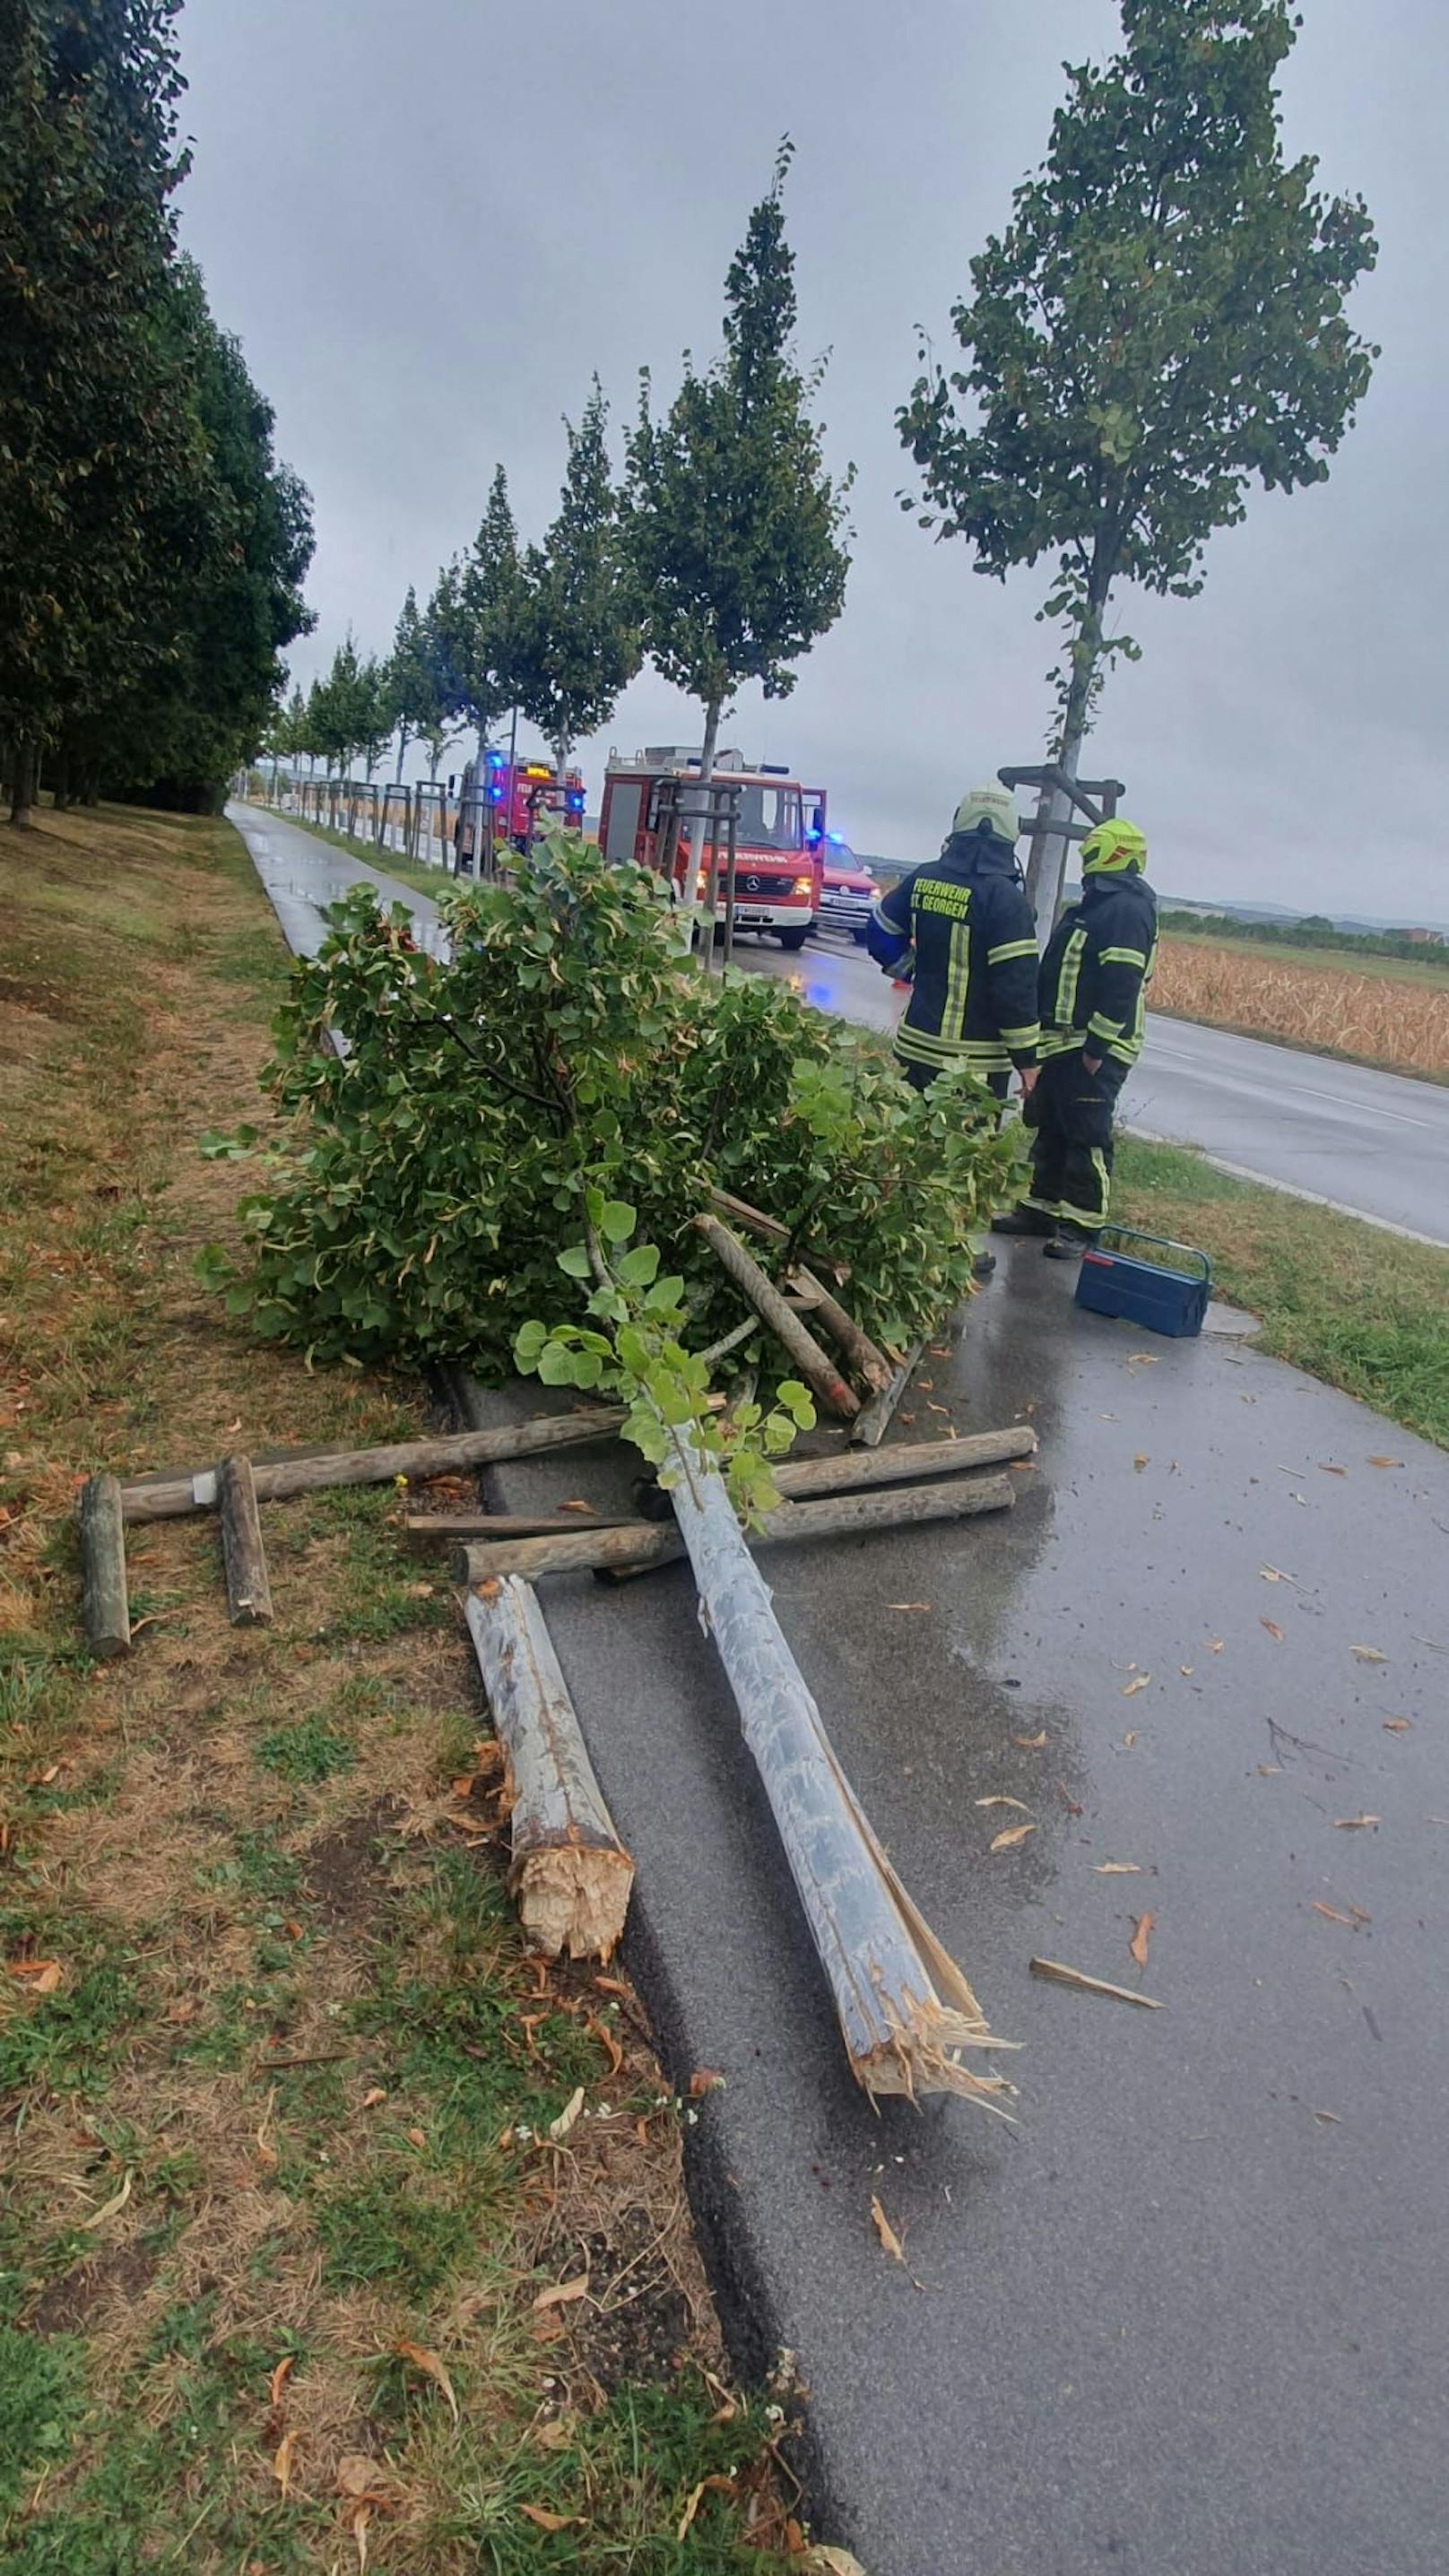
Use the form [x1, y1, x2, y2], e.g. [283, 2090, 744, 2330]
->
[553, 735, 570, 846]
[50, 748, 70, 811]
[691, 692, 724, 958]
[394, 724, 408, 784]
[1025, 581, 1107, 939]
[9, 738, 37, 828]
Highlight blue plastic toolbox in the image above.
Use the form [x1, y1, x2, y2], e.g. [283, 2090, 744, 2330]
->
[1074, 1226, 1211, 1339]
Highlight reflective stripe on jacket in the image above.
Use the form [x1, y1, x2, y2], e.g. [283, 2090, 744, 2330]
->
[1038, 872, 1158, 1069]
[865, 832, 1040, 1075]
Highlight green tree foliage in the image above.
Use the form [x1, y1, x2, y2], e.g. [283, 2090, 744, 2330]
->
[427, 466, 525, 752]
[898, 0, 1378, 916]
[623, 136, 853, 900]
[309, 636, 367, 777]
[387, 585, 431, 778]
[86, 257, 314, 808]
[351, 651, 395, 780]
[515, 384, 641, 785]
[200, 836, 1016, 1491]
[0, 1, 312, 820]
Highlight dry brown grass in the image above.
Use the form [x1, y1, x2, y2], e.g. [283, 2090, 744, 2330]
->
[0, 803, 793, 2571]
[1152, 933, 1449, 1076]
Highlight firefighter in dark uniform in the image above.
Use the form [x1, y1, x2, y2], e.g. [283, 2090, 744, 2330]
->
[993, 816, 1158, 1258]
[865, 785, 1041, 1275]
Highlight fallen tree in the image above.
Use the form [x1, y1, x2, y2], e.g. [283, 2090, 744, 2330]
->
[199, 833, 1020, 1463]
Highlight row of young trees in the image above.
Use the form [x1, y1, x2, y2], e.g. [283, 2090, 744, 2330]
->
[0, 0, 313, 824]
[282, 141, 854, 827]
[294, 3, 1377, 910]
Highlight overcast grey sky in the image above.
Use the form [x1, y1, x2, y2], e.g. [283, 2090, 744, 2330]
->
[176, 1, 1448, 920]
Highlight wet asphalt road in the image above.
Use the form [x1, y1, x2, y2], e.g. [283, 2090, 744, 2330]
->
[729, 932, 1449, 1246]
[233, 804, 1449, 1242]
[234, 805, 1449, 2572]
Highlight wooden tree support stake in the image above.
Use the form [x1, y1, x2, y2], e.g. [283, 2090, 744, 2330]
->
[217, 1453, 273, 1626]
[452, 1471, 1015, 1584]
[464, 1575, 634, 1959]
[78, 1473, 130, 1659]
[851, 1338, 926, 1449]
[788, 1267, 893, 1394]
[405, 1510, 631, 1549]
[118, 1407, 629, 1523]
[693, 1213, 859, 1418]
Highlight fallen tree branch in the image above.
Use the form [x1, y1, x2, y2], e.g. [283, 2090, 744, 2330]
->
[464, 1575, 634, 1959]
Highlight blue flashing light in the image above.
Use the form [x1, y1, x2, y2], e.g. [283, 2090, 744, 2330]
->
[567, 792, 585, 811]
[485, 749, 505, 766]
[827, 829, 845, 844]
[488, 784, 504, 801]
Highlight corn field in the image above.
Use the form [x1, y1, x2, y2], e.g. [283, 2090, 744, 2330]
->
[1151, 939, 1449, 1077]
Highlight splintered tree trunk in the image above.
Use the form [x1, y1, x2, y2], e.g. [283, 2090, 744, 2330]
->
[464, 1575, 633, 1959]
[1026, 585, 1106, 940]
[691, 691, 724, 956]
[661, 1433, 1015, 2110]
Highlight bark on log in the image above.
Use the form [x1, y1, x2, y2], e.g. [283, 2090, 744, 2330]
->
[464, 1576, 633, 1959]
[774, 1425, 1035, 1494]
[78, 1473, 130, 1658]
[452, 1471, 1014, 1583]
[787, 1268, 893, 1394]
[217, 1453, 273, 1626]
[405, 1510, 631, 1548]
[693, 1214, 859, 1418]
[119, 1408, 628, 1523]
[664, 1435, 1016, 2110]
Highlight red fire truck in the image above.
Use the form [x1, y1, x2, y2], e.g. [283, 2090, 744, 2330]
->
[455, 751, 585, 871]
[597, 746, 825, 947]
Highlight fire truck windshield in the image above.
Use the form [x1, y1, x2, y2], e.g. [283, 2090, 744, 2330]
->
[733, 782, 803, 851]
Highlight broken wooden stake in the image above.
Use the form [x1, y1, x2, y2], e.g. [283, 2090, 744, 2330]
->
[452, 1471, 1015, 1584]
[405, 1509, 630, 1549]
[464, 1575, 634, 1959]
[118, 1408, 628, 1523]
[217, 1453, 274, 1626]
[693, 1213, 860, 1418]
[789, 1267, 893, 1393]
[78, 1473, 130, 1658]
[851, 1337, 926, 1449]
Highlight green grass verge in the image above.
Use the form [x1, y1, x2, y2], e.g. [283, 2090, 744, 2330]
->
[1113, 1135, 1449, 1447]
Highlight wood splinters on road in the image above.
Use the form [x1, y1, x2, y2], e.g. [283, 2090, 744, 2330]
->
[1029, 1956, 1164, 2009]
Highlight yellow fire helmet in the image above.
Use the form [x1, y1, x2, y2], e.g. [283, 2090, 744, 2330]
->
[1080, 817, 1148, 875]
[951, 784, 1020, 844]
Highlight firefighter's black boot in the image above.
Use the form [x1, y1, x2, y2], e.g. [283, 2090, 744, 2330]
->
[1043, 1221, 1094, 1262]
[991, 1206, 1054, 1238]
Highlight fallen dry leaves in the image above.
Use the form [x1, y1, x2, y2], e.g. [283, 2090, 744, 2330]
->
[989, 1822, 1036, 1852]
[1311, 1900, 1371, 1930]
[518, 2504, 577, 2532]
[1121, 1672, 1151, 1696]
[1093, 1861, 1141, 1876]
[81, 2169, 133, 2230]
[7, 1957, 62, 1994]
[532, 2272, 590, 2314]
[393, 2339, 459, 2424]
[1350, 1644, 1388, 1664]
[1332, 1815, 1381, 1832]
[869, 2195, 906, 2262]
[1260, 1618, 1285, 1643]
[976, 1795, 1031, 1812]
[546, 2085, 585, 2143]
[272, 2430, 298, 2499]
[1129, 1912, 1154, 1971]
[268, 2355, 294, 2409]
[1014, 1730, 1047, 1749]
[688, 2067, 724, 2099]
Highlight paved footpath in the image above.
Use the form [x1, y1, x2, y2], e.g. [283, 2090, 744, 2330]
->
[235, 803, 1449, 2576]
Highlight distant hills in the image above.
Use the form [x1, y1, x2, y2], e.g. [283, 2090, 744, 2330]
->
[1162, 893, 1449, 937]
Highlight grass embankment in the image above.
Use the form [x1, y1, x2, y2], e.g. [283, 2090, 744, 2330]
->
[1151, 932, 1449, 1081]
[1113, 1136, 1449, 1448]
[0, 807, 794, 2572]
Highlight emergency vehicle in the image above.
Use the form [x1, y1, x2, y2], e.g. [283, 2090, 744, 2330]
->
[455, 750, 585, 870]
[597, 746, 825, 948]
